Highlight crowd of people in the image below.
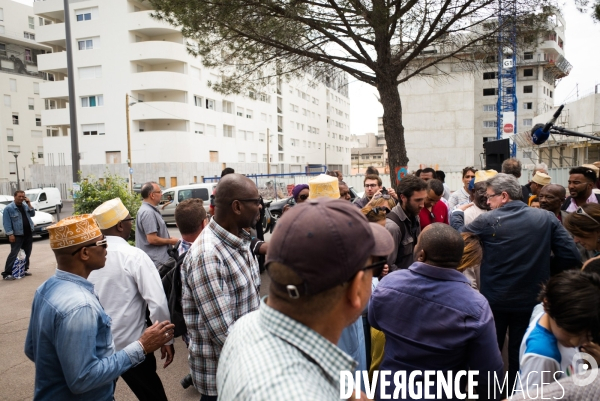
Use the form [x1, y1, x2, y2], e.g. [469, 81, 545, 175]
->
[20, 160, 600, 400]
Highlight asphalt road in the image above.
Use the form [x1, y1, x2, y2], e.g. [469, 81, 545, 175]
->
[0, 203, 270, 401]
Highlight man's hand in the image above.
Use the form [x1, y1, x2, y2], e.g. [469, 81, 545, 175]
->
[458, 202, 474, 212]
[387, 188, 398, 200]
[25, 197, 32, 207]
[160, 344, 175, 368]
[170, 237, 179, 246]
[138, 321, 175, 354]
[8, 235, 15, 243]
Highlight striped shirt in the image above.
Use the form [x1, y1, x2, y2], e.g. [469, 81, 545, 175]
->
[217, 299, 357, 400]
[181, 218, 261, 396]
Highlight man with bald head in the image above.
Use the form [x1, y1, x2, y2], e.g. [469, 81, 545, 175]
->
[539, 184, 567, 221]
[25, 215, 174, 400]
[181, 173, 262, 400]
[370, 223, 503, 399]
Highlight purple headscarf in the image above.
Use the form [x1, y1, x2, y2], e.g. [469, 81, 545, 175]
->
[292, 184, 309, 202]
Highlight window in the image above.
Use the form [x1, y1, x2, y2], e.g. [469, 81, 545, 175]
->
[81, 95, 104, 107]
[549, 91, 553, 98]
[251, 153, 257, 163]
[10, 79, 16, 92]
[9, 162, 15, 174]
[524, 52, 533, 60]
[45, 99, 57, 109]
[79, 66, 102, 79]
[24, 49, 32, 62]
[194, 95, 203, 107]
[28, 17, 34, 29]
[78, 39, 95, 50]
[259, 133, 265, 142]
[33, 82, 39, 94]
[12, 114, 18, 125]
[223, 125, 234, 138]
[209, 151, 218, 162]
[38, 147, 44, 159]
[0, 43, 5, 56]
[236, 107, 243, 117]
[483, 104, 496, 112]
[263, 154, 268, 163]
[238, 153, 246, 162]
[76, 7, 97, 21]
[3, 95, 9, 107]
[246, 109, 253, 119]
[278, 153, 284, 162]
[7, 128, 13, 142]
[483, 88, 497, 96]
[0, 8, 3, 21]
[524, 68, 534, 77]
[483, 72, 496, 80]
[206, 125, 216, 136]
[206, 99, 215, 110]
[23, 32, 35, 40]
[523, 119, 532, 126]
[523, 86, 533, 93]
[523, 102, 533, 110]
[194, 123, 204, 134]
[46, 128, 59, 137]
[483, 120, 497, 128]
[222, 101, 233, 114]
[32, 130, 42, 137]
[82, 123, 105, 135]
[138, 122, 145, 132]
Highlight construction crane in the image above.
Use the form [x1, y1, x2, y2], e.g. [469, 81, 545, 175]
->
[496, 0, 518, 157]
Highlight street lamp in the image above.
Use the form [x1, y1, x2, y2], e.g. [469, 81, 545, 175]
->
[9, 151, 20, 191]
[126, 94, 136, 192]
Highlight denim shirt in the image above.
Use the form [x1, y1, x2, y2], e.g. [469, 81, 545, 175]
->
[3, 201, 35, 236]
[25, 270, 145, 401]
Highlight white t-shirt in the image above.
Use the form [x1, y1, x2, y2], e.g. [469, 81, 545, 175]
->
[515, 309, 583, 394]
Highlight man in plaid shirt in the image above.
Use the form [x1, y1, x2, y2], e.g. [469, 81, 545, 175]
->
[181, 174, 262, 401]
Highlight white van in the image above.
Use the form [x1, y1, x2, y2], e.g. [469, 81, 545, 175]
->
[159, 183, 217, 224]
[25, 187, 63, 213]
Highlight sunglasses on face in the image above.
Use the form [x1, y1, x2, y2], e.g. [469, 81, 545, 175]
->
[71, 237, 108, 256]
[368, 207, 391, 216]
[355, 259, 387, 280]
[299, 194, 309, 201]
[231, 196, 263, 206]
[576, 207, 600, 225]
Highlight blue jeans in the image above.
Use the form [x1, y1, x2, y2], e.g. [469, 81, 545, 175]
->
[3, 234, 32, 277]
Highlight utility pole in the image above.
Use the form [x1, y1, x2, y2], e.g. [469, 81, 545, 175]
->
[63, 0, 80, 183]
[126, 94, 133, 192]
[266, 128, 270, 174]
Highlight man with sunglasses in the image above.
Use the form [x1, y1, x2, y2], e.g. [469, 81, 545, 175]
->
[136, 182, 180, 275]
[25, 215, 175, 400]
[451, 173, 581, 391]
[217, 197, 393, 400]
[182, 173, 262, 401]
[88, 198, 173, 401]
[370, 223, 503, 399]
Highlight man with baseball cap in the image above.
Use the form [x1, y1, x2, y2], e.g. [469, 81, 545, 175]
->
[88, 198, 173, 400]
[217, 197, 394, 400]
[24, 215, 174, 400]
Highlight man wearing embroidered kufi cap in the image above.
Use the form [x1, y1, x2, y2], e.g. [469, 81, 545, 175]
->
[24, 214, 175, 400]
[88, 198, 174, 400]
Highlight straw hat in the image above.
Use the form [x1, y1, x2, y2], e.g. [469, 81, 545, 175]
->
[308, 174, 340, 199]
[92, 198, 129, 230]
[474, 170, 498, 184]
[531, 172, 551, 186]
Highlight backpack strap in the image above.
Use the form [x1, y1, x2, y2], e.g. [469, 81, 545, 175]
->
[561, 197, 572, 211]
[386, 211, 406, 238]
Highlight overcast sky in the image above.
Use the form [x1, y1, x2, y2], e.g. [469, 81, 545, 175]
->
[348, 1, 600, 136]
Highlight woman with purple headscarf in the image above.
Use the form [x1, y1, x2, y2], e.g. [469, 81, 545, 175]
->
[292, 184, 309, 204]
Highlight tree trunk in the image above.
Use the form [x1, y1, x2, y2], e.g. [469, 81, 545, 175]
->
[377, 77, 408, 189]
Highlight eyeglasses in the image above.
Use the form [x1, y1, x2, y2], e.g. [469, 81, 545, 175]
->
[231, 196, 263, 206]
[71, 237, 108, 256]
[486, 193, 502, 200]
[121, 217, 135, 223]
[365, 184, 379, 188]
[576, 207, 600, 225]
[152, 190, 163, 195]
[360, 259, 387, 278]
[298, 194, 309, 201]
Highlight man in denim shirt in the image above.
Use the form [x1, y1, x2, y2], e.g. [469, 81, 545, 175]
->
[2, 190, 35, 280]
[24, 215, 175, 401]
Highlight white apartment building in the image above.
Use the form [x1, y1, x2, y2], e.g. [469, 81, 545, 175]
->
[0, 0, 50, 186]
[32, 0, 351, 187]
[399, 13, 570, 172]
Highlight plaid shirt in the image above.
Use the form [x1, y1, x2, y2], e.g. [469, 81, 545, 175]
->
[181, 218, 260, 396]
[217, 298, 357, 400]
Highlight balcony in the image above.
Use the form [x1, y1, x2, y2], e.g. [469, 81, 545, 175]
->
[128, 10, 180, 37]
[130, 41, 188, 64]
[37, 51, 67, 74]
[129, 101, 190, 121]
[130, 71, 190, 92]
[36, 22, 66, 47]
[40, 80, 68, 100]
[42, 108, 70, 126]
[34, 0, 65, 21]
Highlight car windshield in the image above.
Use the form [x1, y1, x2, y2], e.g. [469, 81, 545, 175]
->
[26, 192, 38, 201]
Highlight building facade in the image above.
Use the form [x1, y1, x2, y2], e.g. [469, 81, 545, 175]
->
[399, 13, 570, 172]
[33, 0, 351, 188]
[350, 132, 388, 174]
[0, 0, 50, 186]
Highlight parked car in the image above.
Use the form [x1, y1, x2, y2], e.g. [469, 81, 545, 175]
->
[0, 204, 55, 238]
[25, 188, 63, 214]
[0, 195, 14, 205]
[160, 183, 217, 224]
[132, 184, 143, 194]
